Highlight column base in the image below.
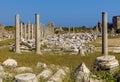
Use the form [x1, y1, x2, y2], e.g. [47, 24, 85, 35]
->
[94, 55, 119, 70]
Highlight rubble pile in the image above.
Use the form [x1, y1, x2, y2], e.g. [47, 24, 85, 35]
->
[10, 32, 98, 55]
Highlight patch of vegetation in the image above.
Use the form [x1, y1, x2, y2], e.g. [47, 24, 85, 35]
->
[0, 39, 14, 46]
[116, 29, 120, 34]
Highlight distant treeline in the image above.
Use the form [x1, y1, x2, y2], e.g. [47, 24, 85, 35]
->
[5, 26, 15, 31]
[55, 26, 93, 33]
[4, 25, 93, 33]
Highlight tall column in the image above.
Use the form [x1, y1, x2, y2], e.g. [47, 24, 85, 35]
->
[24, 24, 27, 40]
[35, 13, 42, 54]
[20, 22, 23, 40]
[15, 14, 20, 53]
[40, 23, 42, 38]
[33, 24, 35, 39]
[43, 25, 45, 38]
[31, 24, 34, 39]
[28, 21, 31, 40]
[102, 12, 108, 56]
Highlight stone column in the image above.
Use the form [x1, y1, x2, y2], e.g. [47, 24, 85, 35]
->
[33, 24, 35, 39]
[27, 21, 31, 40]
[15, 14, 20, 53]
[20, 22, 23, 40]
[40, 23, 43, 38]
[24, 24, 27, 40]
[94, 12, 119, 70]
[35, 13, 42, 54]
[102, 12, 108, 56]
[43, 25, 45, 38]
[31, 24, 34, 40]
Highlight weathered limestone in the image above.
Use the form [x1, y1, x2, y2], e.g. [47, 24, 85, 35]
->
[31, 24, 34, 39]
[37, 69, 52, 80]
[35, 14, 42, 54]
[94, 56, 119, 70]
[2, 58, 17, 68]
[102, 12, 108, 56]
[15, 73, 38, 82]
[24, 24, 27, 40]
[20, 22, 23, 40]
[15, 14, 20, 53]
[0, 66, 4, 73]
[42, 25, 45, 38]
[96, 25, 99, 32]
[74, 62, 90, 82]
[111, 28, 115, 34]
[0, 65, 4, 82]
[94, 12, 119, 70]
[0, 24, 12, 41]
[27, 21, 31, 40]
[20, 40, 34, 50]
[36, 62, 47, 69]
[47, 69, 67, 82]
[0, 78, 2, 82]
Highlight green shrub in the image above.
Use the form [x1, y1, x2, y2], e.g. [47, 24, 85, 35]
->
[116, 29, 120, 33]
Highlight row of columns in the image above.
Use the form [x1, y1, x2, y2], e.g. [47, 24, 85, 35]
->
[20, 22, 35, 40]
[20, 22, 46, 40]
[15, 14, 41, 54]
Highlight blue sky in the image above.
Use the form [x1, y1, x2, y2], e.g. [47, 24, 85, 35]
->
[0, 0, 120, 27]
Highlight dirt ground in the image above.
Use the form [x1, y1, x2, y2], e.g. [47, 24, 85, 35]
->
[94, 38, 120, 47]
[108, 38, 120, 46]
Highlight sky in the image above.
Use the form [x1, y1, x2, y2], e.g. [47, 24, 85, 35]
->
[0, 0, 120, 27]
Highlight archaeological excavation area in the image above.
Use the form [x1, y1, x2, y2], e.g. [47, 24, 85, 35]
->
[0, 12, 120, 82]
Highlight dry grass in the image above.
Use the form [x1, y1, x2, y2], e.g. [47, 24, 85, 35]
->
[0, 38, 120, 82]
[1, 47, 120, 82]
[108, 38, 120, 47]
[0, 39, 14, 46]
[0, 47, 101, 82]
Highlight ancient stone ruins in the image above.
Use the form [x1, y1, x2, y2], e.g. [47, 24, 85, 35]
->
[0, 24, 13, 41]
[0, 12, 119, 82]
[9, 13, 98, 56]
[13, 14, 54, 54]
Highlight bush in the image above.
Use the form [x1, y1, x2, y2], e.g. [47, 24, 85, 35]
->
[116, 29, 120, 33]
